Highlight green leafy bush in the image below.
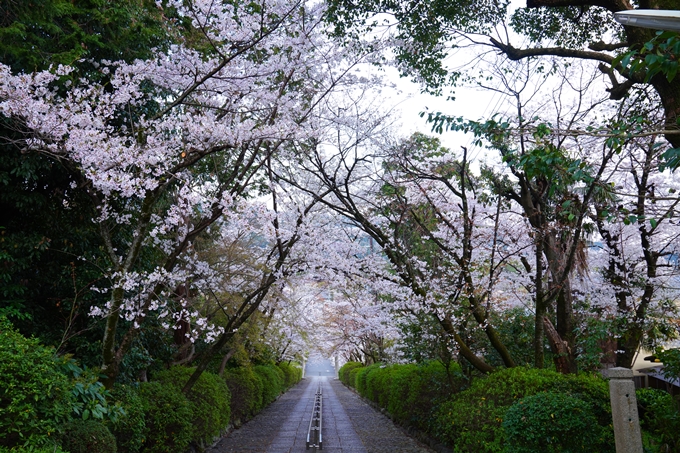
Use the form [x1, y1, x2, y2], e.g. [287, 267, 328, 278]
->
[339, 362, 363, 386]
[348, 366, 363, 389]
[107, 384, 147, 453]
[365, 365, 392, 407]
[656, 348, 680, 382]
[138, 381, 192, 453]
[154, 367, 230, 444]
[385, 364, 419, 423]
[251, 371, 264, 413]
[432, 367, 613, 453]
[355, 364, 380, 396]
[60, 419, 117, 453]
[277, 362, 302, 389]
[224, 367, 261, 424]
[388, 361, 464, 432]
[637, 388, 680, 452]
[503, 391, 604, 453]
[60, 359, 124, 422]
[0, 317, 73, 448]
[253, 365, 285, 405]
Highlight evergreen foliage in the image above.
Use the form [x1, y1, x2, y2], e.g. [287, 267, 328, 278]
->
[253, 364, 285, 406]
[153, 366, 231, 444]
[60, 419, 117, 453]
[223, 366, 262, 424]
[0, 317, 73, 448]
[107, 384, 147, 453]
[137, 381, 193, 453]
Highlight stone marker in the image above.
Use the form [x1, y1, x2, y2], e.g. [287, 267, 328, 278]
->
[607, 367, 643, 453]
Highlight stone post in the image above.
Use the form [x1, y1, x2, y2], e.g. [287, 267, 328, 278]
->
[302, 357, 306, 379]
[607, 367, 643, 453]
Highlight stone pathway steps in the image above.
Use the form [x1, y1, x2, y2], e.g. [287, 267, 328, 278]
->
[210, 377, 435, 453]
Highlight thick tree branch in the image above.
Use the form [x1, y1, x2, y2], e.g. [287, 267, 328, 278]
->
[525, 0, 632, 12]
[490, 37, 616, 65]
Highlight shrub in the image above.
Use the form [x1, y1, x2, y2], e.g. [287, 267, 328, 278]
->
[432, 367, 613, 453]
[355, 364, 380, 396]
[251, 371, 264, 413]
[365, 365, 391, 407]
[386, 364, 419, 424]
[339, 362, 363, 386]
[138, 381, 192, 453]
[637, 388, 680, 451]
[655, 348, 680, 381]
[107, 384, 147, 453]
[60, 359, 124, 423]
[277, 362, 302, 389]
[253, 365, 285, 405]
[388, 361, 463, 432]
[154, 367, 231, 444]
[0, 316, 73, 448]
[503, 391, 604, 453]
[60, 419, 117, 453]
[348, 366, 363, 389]
[224, 367, 261, 424]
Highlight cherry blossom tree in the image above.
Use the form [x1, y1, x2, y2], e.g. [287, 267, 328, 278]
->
[269, 85, 537, 372]
[0, 0, 380, 387]
[589, 112, 680, 368]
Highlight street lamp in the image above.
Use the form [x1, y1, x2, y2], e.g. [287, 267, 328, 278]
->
[614, 10, 680, 32]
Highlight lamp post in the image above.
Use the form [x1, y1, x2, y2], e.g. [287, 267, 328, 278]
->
[614, 10, 680, 31]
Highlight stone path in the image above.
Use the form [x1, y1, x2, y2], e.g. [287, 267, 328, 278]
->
[210, 377, 435, 453]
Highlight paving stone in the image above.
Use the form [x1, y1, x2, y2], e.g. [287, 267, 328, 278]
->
[209, 375, 435, 453]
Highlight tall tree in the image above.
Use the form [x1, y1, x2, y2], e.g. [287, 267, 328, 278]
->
[324, 0, 680, 148]
[1, 0, 371, 387]
[0, 0, 171, 360]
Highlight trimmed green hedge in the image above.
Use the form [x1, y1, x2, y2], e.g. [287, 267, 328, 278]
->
[339, 362, 363, 386]
[277, 362, 302, 389]
[339, 363, 614, 453]
[153, 367, 230, 444]
[253, 364, 285, 406]
[503, 391, 604, 453]
[636, 387, 680, 451]
[387, 361, 460, 432]
[224, 366, 268, 424]
[432, 367, 613, 453]
[138, 381, 193, 453]
[340, 361, 463, 434]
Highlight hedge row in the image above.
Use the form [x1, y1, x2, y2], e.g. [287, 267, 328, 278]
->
[338, 362, 618, 453]
[0, 316, 303, 453]
[107, 362, 302, 453]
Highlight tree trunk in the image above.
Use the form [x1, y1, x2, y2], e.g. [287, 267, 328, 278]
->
[218, 349, 236, 377]
[543, 316, 572, 374]
[440, 316, 495, 373]
[101, 287, 124, 389]
[555, 285, 578, 373]
[534, 237, 546, 368]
